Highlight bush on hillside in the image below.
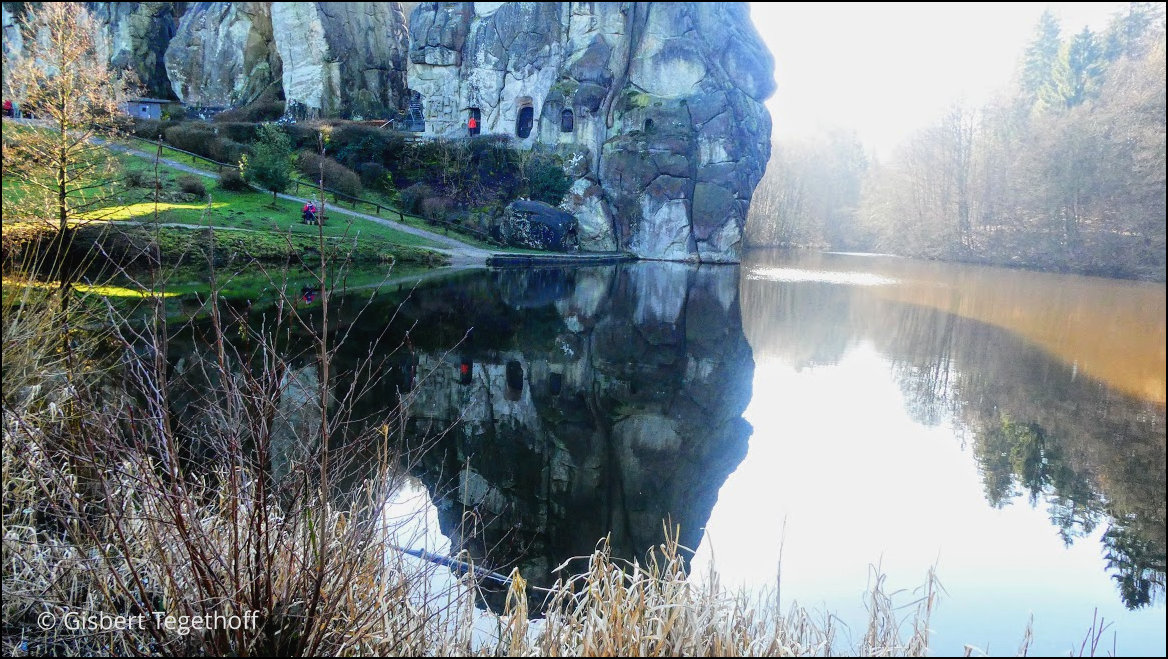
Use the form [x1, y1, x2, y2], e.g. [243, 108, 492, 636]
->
[130, 118, 179, 141]
[526, 159, 572, 206]
[123, 169, 148, 188]
[177, 175, 207, 197]
[331, 125, 408, 170]
[420, 196, 454, 223]
[164, 123, 215, 154]
[208, 138, 249, 165]
[212, 122, 258, 143]
[218, 168, 250, 192]
[164, 123, 249, 165]
[297, 151, 363, 198]
[358, 162, 390, 190]
[398, 183, 433, 215]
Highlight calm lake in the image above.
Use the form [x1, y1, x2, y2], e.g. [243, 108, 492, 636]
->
[165, 249, 1166, 655]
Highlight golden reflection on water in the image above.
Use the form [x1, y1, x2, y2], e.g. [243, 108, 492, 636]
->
[742, 251, 1167, 405]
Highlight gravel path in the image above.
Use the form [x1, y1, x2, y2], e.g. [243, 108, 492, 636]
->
[99, 137, 633, 267]
[107, 142, 494, 263]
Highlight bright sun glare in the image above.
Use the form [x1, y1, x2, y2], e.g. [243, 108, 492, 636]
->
[750, 2, 1127, 157]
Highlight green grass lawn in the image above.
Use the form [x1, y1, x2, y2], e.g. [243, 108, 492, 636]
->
[3, 145, 450, 271]
[113, 154, 443, 249]
[122, 136, 525, 253]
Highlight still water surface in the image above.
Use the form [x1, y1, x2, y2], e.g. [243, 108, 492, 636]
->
[696, 250, 1165, 655]
[167, 249, 1165, 655]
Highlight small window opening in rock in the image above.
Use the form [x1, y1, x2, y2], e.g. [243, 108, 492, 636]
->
[458, 357, 473, 385]
[516, 105, 534, 138]
[467, 107, 481, 135]
[561, 108, 574, 132]
[505, 360, 524, 401]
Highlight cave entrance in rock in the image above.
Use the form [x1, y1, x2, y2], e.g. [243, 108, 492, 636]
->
[505, 360, 524, 401]
[561, 109, 574, 132]
[468, 107, 481, 135]
[516, 104, 534, 139]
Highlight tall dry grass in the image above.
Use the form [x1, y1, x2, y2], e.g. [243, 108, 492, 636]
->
[3, 271, 1121, 657]
[0, 267, 971, 658]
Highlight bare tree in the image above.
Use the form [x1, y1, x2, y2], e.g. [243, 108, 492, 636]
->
[2, 1, 133, 278]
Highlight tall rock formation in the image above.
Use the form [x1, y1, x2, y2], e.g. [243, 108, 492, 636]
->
[407, 2, 774, 262]
[165, 2, 410, 114]
[89, 2, 185, 99]
[4, 1, 774, 262]
[269, 2, 409, 117]
[165, 2, 280, 107]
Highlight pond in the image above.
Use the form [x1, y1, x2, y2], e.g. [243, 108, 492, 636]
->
[161, 250, 1165, 655]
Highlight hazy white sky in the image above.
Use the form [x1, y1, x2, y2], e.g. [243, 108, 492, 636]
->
[749, 2, 1127, 156]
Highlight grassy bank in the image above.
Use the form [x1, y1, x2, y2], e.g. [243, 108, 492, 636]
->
[1, 144, 448, 271]
[127, 117, 573, 248]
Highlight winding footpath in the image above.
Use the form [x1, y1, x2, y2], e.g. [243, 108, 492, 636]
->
[106, 141, 495, 264]
[106, 140, 633, 267]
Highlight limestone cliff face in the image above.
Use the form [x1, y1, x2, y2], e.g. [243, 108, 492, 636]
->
[269, 2, 409, 117]
[88, 2, 185, 99]
[4, 2, 773, 262]
[165, 2, 280, 107]
[166, 2, 409, 114]
[407, 2, 774, 262]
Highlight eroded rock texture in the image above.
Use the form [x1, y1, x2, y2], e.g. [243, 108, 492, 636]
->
[89, 2, 185, 99]
[165, 2, 409, 113]
[165, 2, 280, 107]
[5, 2, 773, 262]
[269, 2, 409, 117]
[400, 263, 755, 609]
[407, 2, 774, 262]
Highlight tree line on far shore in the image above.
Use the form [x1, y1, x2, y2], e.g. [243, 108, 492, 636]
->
[747, 3, 1166, 281]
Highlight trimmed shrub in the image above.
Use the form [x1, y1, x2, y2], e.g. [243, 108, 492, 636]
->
[163, 123, 247, 164]
[285, 124, 320, 150]
[358, 162, 390, 190]
[398, 183, 433, 215]
[297, 151, 363, 198]
[331, 124, 407, 169]
[130, 118, 178, 140]
[124, 169, 148, 188]
[164, 123, 215, 154]
[218, 168, 250, 192]
[209, 138, 248, 165]
[177, 175, 207, 197]
[213, 122, 258, 143]
[420, 195, 454, 223]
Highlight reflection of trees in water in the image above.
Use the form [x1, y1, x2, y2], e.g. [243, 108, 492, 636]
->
[740, 272, 1166, 609]
[890, 304, 1166, 609]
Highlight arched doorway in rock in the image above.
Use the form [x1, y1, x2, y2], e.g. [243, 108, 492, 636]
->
[516, 99, 534, 139]
[561, 108, 574, 132]
[467, 107, 481, 135]
[504, 360, 524, 401]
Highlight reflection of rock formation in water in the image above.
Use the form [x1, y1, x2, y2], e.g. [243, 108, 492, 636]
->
[165, 345, 327, 490]
[403, 264, 754, 610]
[271, 365, 323, 483]
[739, 253, 1167, 609]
